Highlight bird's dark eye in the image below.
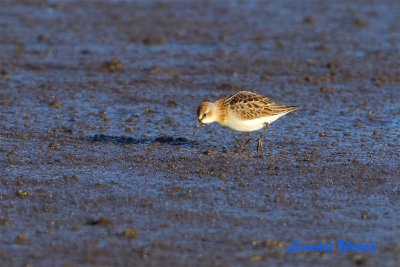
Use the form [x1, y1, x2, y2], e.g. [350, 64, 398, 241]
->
[203, 113, 207, 118]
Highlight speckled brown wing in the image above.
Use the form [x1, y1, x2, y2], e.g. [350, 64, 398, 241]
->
[221, 91, 298, 120]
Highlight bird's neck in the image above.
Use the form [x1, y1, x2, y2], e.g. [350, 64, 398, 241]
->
[214, 101, 227, 125]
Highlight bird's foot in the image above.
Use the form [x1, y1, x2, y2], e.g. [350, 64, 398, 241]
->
[256, 138, 263, 154]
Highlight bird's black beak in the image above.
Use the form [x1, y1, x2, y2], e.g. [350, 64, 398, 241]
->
[193, 120, 203, 136]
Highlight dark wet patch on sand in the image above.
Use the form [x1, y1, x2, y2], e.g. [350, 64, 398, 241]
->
[87, 134, 197, 147]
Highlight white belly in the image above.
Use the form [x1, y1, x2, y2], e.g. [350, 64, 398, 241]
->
[220, 114, 287, 132]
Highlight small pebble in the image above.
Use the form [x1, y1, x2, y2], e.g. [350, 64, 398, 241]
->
[16, 189, 30, 198]
[124, 228, 139, 238]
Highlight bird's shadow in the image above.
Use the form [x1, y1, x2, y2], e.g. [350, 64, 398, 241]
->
[87, 134, 198, 147]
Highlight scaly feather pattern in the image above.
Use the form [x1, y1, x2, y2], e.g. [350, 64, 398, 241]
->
[218, 91, 299, 120]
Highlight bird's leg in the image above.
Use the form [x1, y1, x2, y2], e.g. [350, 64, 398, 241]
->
[239, 132, 252, 152]
[257, 123, 270, 154]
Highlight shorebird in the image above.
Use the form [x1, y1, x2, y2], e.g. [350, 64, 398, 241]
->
[193, 91, 300, 153]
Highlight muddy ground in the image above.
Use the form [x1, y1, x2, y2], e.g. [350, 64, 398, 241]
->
[1, 0, 400, 266]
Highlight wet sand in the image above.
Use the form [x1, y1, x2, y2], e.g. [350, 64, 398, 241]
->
[1, 0, 400, 266]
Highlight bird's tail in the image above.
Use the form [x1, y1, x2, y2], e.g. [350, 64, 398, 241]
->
[287, 106, 300, 112]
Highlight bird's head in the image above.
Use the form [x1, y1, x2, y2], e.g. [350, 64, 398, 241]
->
[193, 102, 217, 136]
[196, 102, 216, 124]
